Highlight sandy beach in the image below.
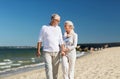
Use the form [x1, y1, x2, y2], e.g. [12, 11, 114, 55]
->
[1, 47, 120, 79]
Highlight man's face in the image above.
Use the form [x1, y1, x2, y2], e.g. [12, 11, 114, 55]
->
[51, 18, 60, 26]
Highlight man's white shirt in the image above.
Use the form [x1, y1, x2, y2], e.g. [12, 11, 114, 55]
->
[38, 25, 63, 52]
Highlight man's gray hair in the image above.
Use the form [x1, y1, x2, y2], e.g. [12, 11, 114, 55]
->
[51, 14, 60, 20]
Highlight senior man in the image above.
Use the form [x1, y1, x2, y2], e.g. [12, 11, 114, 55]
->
[36, 14, 64, 79]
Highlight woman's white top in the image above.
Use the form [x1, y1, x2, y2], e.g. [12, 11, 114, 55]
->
[63, 31, 78, 52]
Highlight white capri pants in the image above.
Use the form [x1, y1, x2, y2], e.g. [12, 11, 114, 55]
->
[62, 50, 76, 79]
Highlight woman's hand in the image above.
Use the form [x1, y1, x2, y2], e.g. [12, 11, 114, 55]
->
[64, 48, 69, 52]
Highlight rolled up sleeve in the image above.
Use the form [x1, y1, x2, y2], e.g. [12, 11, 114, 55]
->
[38, 26, 46, 42]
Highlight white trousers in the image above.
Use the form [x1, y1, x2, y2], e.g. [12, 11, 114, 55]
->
[62, 50, 76, 79]
[43, 51, 60, 79]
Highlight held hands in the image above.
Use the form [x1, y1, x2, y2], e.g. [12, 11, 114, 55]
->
[64, 48, 69, 52]
[61, 48, 69, 56]
[61, 51, 66, 56]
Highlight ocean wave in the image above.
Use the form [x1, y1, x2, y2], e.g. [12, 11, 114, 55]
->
[0, 62, 45, 74]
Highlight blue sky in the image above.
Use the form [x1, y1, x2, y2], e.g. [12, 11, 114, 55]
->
[0, 0, 120, 46]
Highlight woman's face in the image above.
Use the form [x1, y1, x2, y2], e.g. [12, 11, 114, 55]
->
[64, 23, 72, 33]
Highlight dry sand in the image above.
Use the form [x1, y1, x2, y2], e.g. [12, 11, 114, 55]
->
[1, 47, 120, 79]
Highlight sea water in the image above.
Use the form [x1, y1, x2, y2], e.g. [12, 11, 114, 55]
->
[0, 47, 44, 72]
[0, 47, 85, 76]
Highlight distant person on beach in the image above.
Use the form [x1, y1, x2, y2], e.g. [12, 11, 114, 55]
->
[36, 14, 64, 79]
[61, 21, 78, 79]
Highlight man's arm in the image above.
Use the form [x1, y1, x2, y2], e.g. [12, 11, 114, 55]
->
[60, 44, 66, 56]
[58, 27, 65, 55]
[36, 26, 46, 57]
[36, 42, 42, 57]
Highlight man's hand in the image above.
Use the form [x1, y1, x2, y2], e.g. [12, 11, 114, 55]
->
[36, 42, 42, 57]
[36, 51, 41, 57]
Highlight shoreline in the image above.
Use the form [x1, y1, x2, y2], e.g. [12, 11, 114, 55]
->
[0, 51, 87, 78]
[0, 63, 45, 78]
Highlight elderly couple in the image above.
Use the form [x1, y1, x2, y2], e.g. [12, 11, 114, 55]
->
[36, 14, 78, 79]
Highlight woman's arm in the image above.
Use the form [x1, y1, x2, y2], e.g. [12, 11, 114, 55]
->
[67, 33, 78, 51]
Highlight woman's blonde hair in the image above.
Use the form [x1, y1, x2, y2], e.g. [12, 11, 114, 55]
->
[64, 20, 75, 35]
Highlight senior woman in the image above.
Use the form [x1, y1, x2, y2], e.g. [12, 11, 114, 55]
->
[61, 21, 78, 79]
